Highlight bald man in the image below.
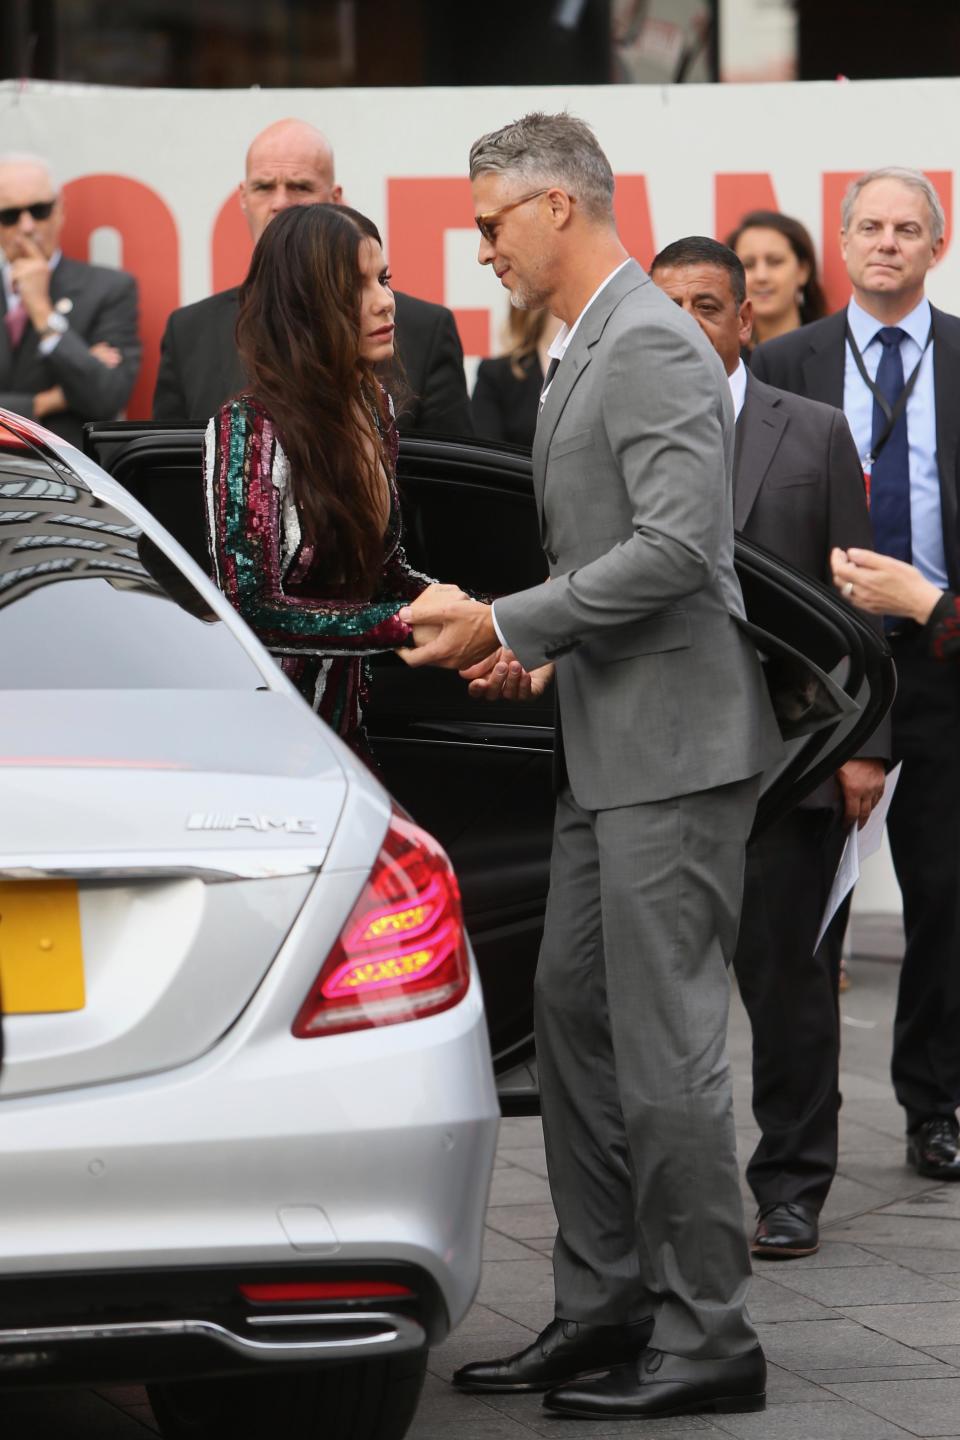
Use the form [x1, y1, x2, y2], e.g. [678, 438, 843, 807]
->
[153, 119, 472, 434]
[0, 151, 140, 446]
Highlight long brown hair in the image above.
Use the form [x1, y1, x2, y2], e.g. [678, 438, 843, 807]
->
[725, 209, 828, 327]
[236, 203, 389, 598]
[505, 306, 551, 380]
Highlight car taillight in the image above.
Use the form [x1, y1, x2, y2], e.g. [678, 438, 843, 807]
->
[292, 808, 470, 1039]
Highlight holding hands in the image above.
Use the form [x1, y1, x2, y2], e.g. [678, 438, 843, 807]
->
[397, 588, 553, 702]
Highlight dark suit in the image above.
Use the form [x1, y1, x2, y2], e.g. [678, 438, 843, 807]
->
[471, 352, 543, 447]
[0, 256, 141, 448]
[152, 287, 473, 435]
[753, 308, 960, 1134]
[732, 371, 887, 1212]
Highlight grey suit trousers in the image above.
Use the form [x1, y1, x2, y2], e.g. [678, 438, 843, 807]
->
[535, 776, 760, 1360]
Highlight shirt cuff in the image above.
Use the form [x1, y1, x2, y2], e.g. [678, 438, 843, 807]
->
[490, 600, 510, 651]
[37, 332, 63, 357]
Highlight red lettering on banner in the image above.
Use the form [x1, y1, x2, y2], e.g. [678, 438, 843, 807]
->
[613, 176, 655, 270]
[61, 176, 179, 421]
[212, 191, 251, 294]
[387, 175, 656, 356]
[713, 174, 780, 244]
[820, 171, 953, 313]
[387, 178, 489, 354]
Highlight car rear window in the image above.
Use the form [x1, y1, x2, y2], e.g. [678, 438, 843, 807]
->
[0, 452, 263, 690]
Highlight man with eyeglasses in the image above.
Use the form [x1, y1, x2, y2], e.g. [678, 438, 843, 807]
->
[0, 152, 141, 447]
[399, 112, 781, 1419]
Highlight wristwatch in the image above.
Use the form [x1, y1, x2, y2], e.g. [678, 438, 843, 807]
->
[40, 311, 69, 339]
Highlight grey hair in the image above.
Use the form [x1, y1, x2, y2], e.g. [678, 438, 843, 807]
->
[841, 167, 945, 244]
[0, 152, 59, 192]
[469, 112, 614, 223]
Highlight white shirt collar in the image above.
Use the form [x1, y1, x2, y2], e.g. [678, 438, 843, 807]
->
[847, 292, 931, 351]
[2, 248, 61, 308]
[547, 259, 632, 364]
[728, 358, 747, 420]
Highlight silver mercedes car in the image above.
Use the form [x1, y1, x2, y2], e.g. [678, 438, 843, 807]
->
[0, 410, 500, 1440]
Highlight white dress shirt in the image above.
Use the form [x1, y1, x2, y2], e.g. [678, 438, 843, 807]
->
[843, 294, 946, 589]
[728, 358, 747, 421]
[493, 260, 632, 648]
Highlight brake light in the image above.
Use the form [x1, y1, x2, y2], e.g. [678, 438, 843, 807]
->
[293, 808, 470, 1038]
[240, 1281, 413, 1302]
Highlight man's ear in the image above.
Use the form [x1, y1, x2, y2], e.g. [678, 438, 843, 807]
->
[238, 180, 248, 215]
[547, 188, 574, 228]
[738, 298, 753, 348]
[331, 183, 343, 205]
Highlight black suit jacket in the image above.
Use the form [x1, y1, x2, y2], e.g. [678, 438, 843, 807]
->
[735, 370, 891, 771]
[751, 305, 960, 592]
[0, 256, 141, 448]
[152, 286, 473, 435]
[471, 352, 543, 448]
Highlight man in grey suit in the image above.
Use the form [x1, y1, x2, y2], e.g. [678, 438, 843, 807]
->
[652, 237, 888, 1262]
[0, 153, 140, 448]
[396, 113, 781, 1420]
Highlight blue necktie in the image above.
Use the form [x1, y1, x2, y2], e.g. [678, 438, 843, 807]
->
[869, 326, 912, 565]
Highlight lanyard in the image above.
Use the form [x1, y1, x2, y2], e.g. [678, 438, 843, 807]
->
[845, 318, 934, 465]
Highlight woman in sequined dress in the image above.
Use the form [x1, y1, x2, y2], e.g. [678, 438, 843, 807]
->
[203, 203, 461, 761]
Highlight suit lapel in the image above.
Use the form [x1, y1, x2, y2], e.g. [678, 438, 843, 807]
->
[733, 375, 787, 530]
[532, 261, 647, 535]
[801, 309, 847, 407]
[932, 306, 960, 590]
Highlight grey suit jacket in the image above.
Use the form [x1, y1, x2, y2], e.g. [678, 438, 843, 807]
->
[496, 261, 782, 811]
[735, 371, 891, 777]
[0, 256, 141, 448]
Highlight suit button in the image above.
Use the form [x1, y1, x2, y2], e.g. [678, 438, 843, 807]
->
[546, 549, 559, 564]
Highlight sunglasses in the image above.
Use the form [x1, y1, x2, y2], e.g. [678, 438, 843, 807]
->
[0, 200, 57, 227]
[474, 189, 551, 245]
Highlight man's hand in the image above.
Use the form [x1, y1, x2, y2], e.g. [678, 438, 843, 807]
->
[8, 233, 53, 329]
[396, 592, 497, 670]
[460, 648, 555, 702]
[90, 341, 123, 369]
[33, 386, 66, 419]
[836, 758, 886, 829]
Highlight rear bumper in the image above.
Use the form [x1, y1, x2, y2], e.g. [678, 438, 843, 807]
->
[0, 967, 499, 1346]
[0, 1261, 443, 1387]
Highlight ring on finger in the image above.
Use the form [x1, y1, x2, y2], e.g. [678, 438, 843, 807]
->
[842, 580, 855, 598]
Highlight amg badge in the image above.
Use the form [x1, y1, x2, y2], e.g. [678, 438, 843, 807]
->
[187, 814, 318, 834]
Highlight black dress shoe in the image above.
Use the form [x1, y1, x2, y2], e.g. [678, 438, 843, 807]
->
[543, 1345, 766, 1418]
[751, 1201, 819, 1259]
[452, 1315, 653, 1393]
[907, 1118, 960, 1180]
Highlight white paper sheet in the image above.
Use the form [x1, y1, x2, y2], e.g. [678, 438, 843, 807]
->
[815, 762, 902, 951]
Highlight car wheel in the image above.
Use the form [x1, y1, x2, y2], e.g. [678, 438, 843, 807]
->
[147, 1350, 428, 1440]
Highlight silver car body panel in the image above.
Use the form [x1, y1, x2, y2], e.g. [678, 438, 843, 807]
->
[0, 412, 500, 1344]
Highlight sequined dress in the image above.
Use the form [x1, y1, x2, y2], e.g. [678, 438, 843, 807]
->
[203, 394, 435, 757]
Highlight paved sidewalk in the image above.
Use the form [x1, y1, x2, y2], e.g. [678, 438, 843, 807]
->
[13, 925, 960, 1438]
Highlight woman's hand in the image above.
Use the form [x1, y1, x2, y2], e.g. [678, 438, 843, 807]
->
[831, 547, 943, 624]
[460, 648, 555, 702]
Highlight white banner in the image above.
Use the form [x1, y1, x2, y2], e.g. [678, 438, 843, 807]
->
[2, 77, 958, 418]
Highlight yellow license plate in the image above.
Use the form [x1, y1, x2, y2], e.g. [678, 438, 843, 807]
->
[0, 881, 85, 1014]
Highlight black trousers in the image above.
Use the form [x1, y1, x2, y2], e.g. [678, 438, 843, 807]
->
[733, 804, 847, 1213]
[887, 638, 960, 1132]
